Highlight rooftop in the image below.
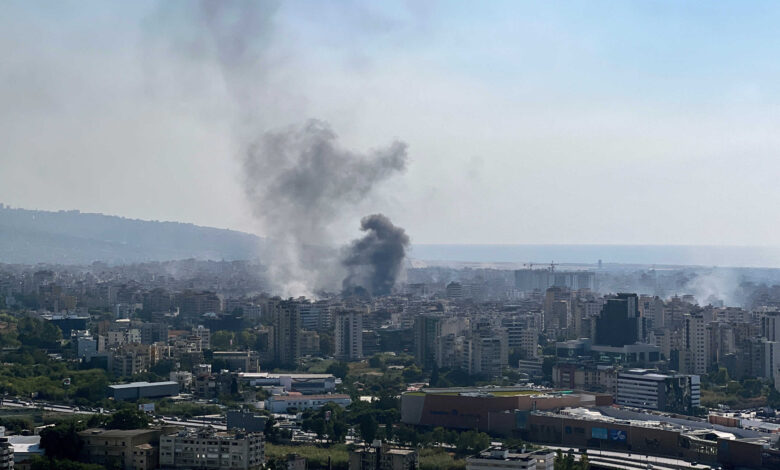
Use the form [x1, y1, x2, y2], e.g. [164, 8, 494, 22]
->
[238, 372, 334, 379]
[6, 435, 42, 456]
[268, 394, 350, 401]
[619, 368, 695, 380]
[547, 407, 777, 442]
[469, 448, 553, 462]
[419, 385, 551, 397]
[109, 381, 178, 389]
[166, 427, 262, 440]
[79, 428, 159, 438]
[385, 448, 416, 455]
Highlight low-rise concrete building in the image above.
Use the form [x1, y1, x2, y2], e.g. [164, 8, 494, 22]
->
[616, 368, 700, 414]
[265, 393, 351, 413]
[226, 410, 268, 433]
[349, 441, 418, 470]
[159, 427, 264, 470]
[78, 428, 162, 470]
[466, 448, 555, 470]
[237, 372, 336, 394]
[212, 351, 259, 373]
[6, 435, 42, 469]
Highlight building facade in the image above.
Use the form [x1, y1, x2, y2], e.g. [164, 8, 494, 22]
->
[616, 369, 701, 414]
[349, 441, 418, 470]
[334, 309, 363, 361]
[265, 394, 352, 413]
[159, 428, 264, 470]
[109, 381, 179, 401]
[272, 301, 301, 368]
[466, 448, 555, 470]
[78, 428, 162, 470]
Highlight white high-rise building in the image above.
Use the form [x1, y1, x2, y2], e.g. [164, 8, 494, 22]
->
[761, 311, 780, 342]
[683, 314, 709, 375]
[463, 332, 508, 379]
[501, 316, 539, 359]
[334, 310, 363, 361]
[760, 339, 780, 383]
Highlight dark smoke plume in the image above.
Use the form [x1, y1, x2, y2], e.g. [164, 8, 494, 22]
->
[243, 120, 408, 295]
[244, 120, 407, 238]
[342, 214, 410, 296]
[149, 1, 411, 296]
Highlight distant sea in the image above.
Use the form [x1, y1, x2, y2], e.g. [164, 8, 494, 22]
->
[409, 244, 780, 269]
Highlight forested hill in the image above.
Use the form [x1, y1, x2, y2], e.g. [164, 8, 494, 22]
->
[0, 205, 262, 265]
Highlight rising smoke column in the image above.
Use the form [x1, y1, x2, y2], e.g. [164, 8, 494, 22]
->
[243, 120, 408, 295]
[342, 214, 410, 296]
[149, 1, 411, 296]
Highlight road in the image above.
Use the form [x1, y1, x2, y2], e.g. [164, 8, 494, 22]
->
[1, 398, 227, 431]
[547, 445, 719, 470]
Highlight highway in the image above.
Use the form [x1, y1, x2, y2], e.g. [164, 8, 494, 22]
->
[1, 398, 227, 431]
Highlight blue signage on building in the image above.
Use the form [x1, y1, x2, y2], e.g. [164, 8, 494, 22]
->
[591, 427, 608, 439]
[609, 429, 627, 441]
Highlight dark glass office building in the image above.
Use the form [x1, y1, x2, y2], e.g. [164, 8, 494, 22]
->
[595, 293, 641, 347]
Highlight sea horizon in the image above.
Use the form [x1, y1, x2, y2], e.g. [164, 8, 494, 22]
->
[409, 244, 780, 269]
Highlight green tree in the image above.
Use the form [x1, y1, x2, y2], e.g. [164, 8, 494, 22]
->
[402, 365, 424, 382]
[237, 329, 258, 349]
[264, 415, 283, 444]
[455, 430, 490, 455]
[150, 360, 175, 377]
[301, 402, 348, 443]
[554, 450, 590, 470]
[358, 414, 378, 444]
[0, 416, 34, 434]
[368, 355, 384, 369]
[326, 361, 349, 380]
[711, 367, 730, 385]
[30, 456, 105, 470]
[768, 387, 780, 408]
[210, 330, 235, 350]
[106, 407, 150, 430]
[395, 425, 422, 446]
[17, 316, 62, 349]
[39, 421, 84, 461]
[740, 378, 763, 398]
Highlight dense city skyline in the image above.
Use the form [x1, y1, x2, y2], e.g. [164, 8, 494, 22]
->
[2, 2, 780, 470]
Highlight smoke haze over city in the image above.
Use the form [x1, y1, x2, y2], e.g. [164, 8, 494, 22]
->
[4, 1, 780, 249]
[4, 3, 780, 469]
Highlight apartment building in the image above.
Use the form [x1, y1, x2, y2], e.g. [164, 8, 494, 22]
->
[616, 369, 700, 414]
[159, 428, 264, 470]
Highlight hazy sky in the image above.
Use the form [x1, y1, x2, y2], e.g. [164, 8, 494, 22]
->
[2, 1, 780, 246]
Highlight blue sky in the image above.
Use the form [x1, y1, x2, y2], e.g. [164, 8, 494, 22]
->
[2, 1, 780, 246]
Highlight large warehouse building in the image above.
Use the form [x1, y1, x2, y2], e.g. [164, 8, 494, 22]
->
[400, 386, 612, 434]
[108, 381, 179, 400]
